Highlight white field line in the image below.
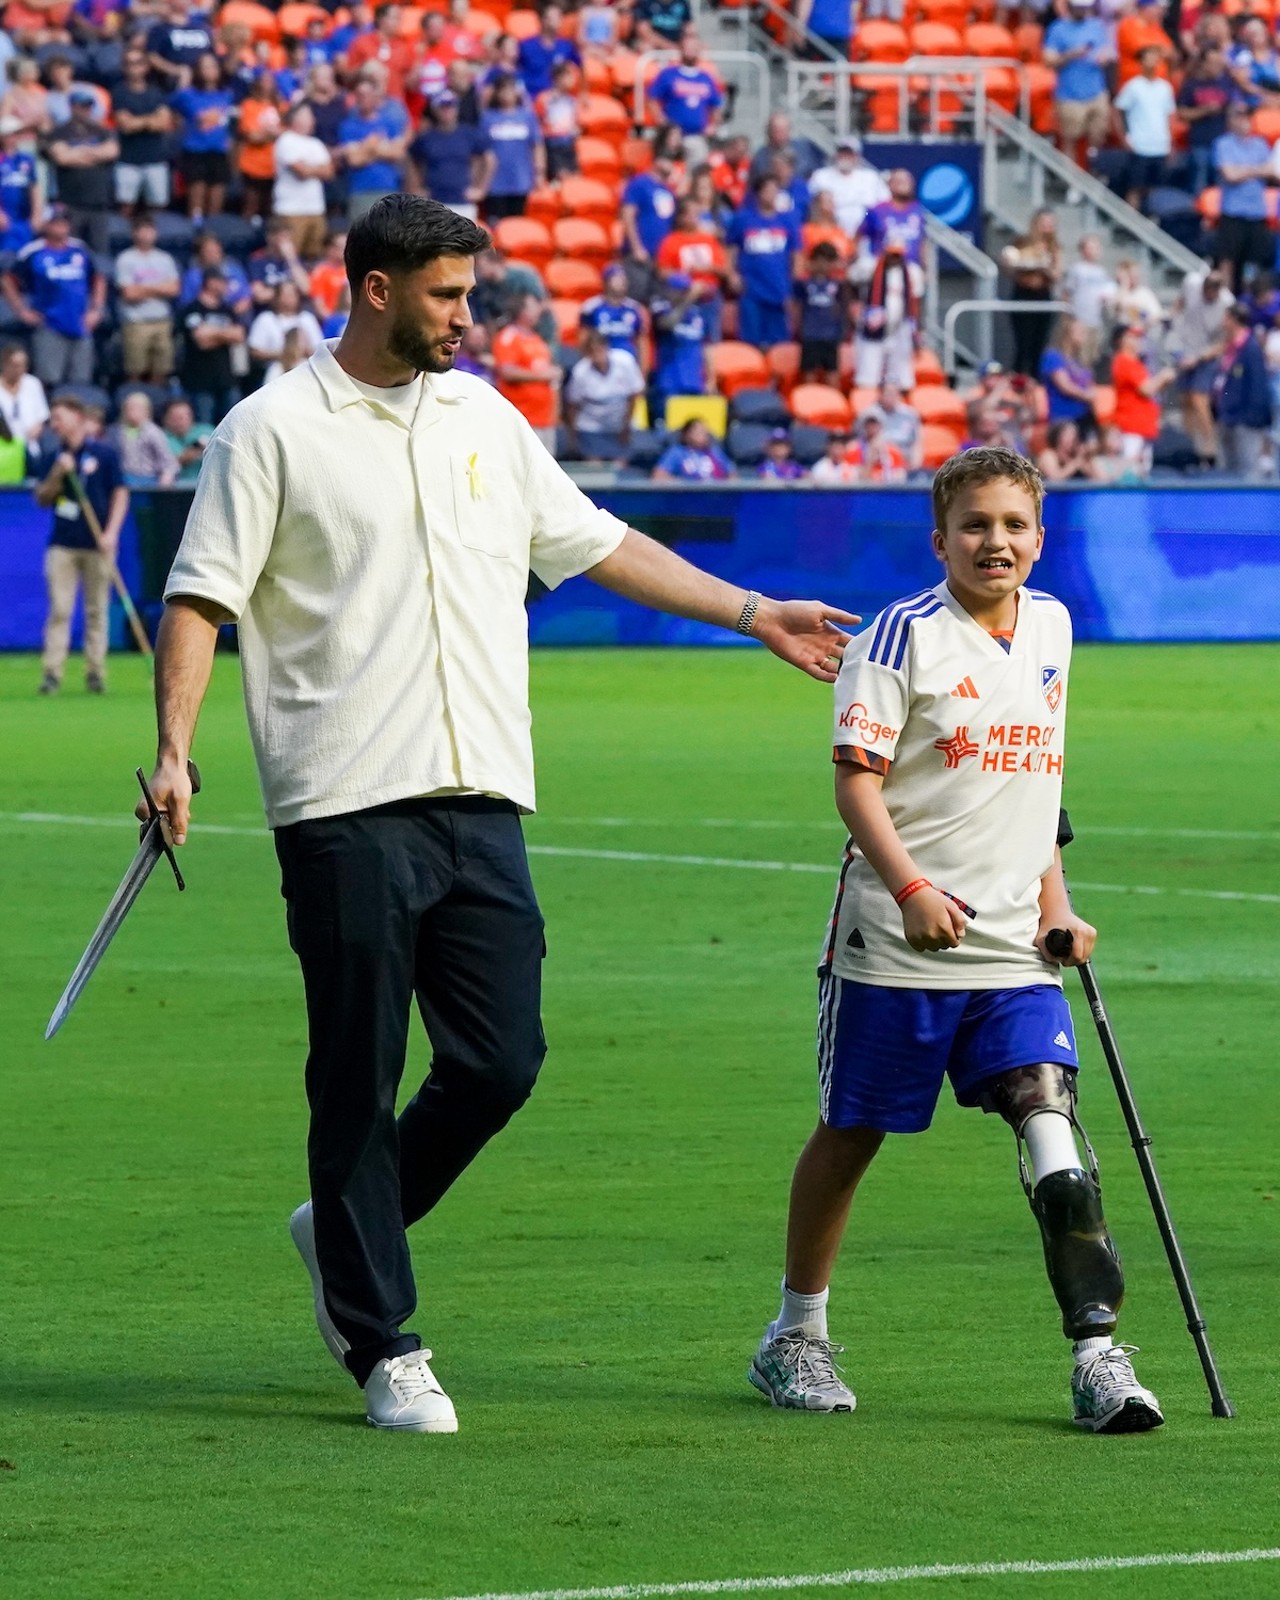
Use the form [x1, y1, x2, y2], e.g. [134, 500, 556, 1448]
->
[2, 813, 1278, 907]
[550, 818, 1280, 843]
[418, 1548, 1280, 1600]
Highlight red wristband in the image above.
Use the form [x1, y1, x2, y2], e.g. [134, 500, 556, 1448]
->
[894, 878, 931, 907]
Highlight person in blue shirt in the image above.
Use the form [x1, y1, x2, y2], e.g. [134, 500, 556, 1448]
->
[147, 0, 215, 89]
[726, 173, 803, 348]
[33, 393, 129, 696]
[622, 152, 678, 262]
[650, 29, 723, 146]
[516, 3, 581, 99]
[792, 241, 849, 381]
[797, 0, 854, 56]
[768, 150, 811, 220]
[652, 416, 730, 479]
[1039, 316, 1098, 429]
[1213, 100, 1273, 289]
[338, 76, 411, 221]
[180, 231, 252, 314]
[858, 170, 927, 265]
[480, 74, 544, 217]
[632, 0, 692, 49]
[580, 264, 648, 360]
[1043, 0, 1113, 162]
[409, 91, 492, 216]
[650, 272, 709, 399]
[0, 118, 41, 253]
[2, 211, 103, 389]
[756, 428, 806, 481]
[1216, 303, 1271, 474]
[170, 53, 234, 221]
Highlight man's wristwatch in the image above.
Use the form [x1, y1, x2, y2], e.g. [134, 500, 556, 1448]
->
[736, 590, 762, 635]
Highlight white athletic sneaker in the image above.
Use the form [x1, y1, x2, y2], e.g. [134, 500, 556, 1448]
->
[364, 1349, 459, 1433]
[748, 1324, 856, 1413]
[288, 1201, 349, 1369]
[1071, 1343, 1164, 1433]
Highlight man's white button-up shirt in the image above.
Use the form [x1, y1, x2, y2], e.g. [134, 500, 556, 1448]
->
[166, 340, 627, 827]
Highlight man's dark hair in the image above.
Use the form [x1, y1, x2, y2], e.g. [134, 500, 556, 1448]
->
[809, 241, 839, 264]
[345, 195, 489, 293]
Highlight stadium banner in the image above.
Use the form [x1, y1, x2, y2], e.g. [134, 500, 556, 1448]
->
[863, 140, 984, 254]
[2, 484, 1280, 648]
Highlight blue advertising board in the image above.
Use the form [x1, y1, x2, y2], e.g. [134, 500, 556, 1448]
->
[862, 140, 984, 254]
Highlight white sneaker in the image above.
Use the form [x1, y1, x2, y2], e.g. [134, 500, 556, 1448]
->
[748, 1323, 856, 1413]
[1071, 1343, 1164, 1433]
[364, 1349, 459, 1433]
[288, 1201, 349, 1369]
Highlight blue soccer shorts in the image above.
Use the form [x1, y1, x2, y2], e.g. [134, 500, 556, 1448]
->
[816, 975, 1080, 1134]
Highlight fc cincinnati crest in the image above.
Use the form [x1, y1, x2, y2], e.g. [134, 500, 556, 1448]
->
[1042, 666, 1063, 712]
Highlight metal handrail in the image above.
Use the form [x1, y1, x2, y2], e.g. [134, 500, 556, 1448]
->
[924, 222, 1000, 367]
[981, 103, 1203, 281]
[942, 298, 1071, 374]
[634, 49, 771, 127]
[785, 57, 1032, 138]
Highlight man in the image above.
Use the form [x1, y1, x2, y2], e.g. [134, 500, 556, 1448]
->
[620, 149, 678, 266]
[1176, 46, 1235, 197]
[339, 73, 412, 222]
[302, 62, 348, 153]
[2, 210, 104, 390]
[272, 103, 335, 259]
[562, 327, 645, 462]
[808, 141, 889, 240]
[1044, 0, 1113, 173]
[656, 196, 732, 343]
[579, 263, 647, 364]
[725, 173, 803, 349]
[147, 0, 214, 87]
[248, 218, 313, 308]
[0, 112, 42, 253]
[148, 196, 855, 1435]
[1213, 100, 1272, 290]
[345, 4, 416, 101]
[111, 45, 171, 215]
[796, 0, 854, 58]
[161, 394, 213, 482]
[1215, 302, 1270, 476]
[860, 379, 922, 471]
[1116, 0, 1175, 88]
[115, 212, 180, 382]
[649, 269, 710, 403]
[492, 289, 560, 452]
[649, 27, 722, 162]
[1170, 267, 1233, 466]
[631, 0, 692, 49]
[408, 90, 492, 220]
[34, 393, 128, 696]
[747, 111, 823, 184]
[856, 168, 927, 268]
[47, 88, 118, 256]
[178, 267, 245, 424]
[1113, 46, 1175, 209]
[516, 2, 580, 100]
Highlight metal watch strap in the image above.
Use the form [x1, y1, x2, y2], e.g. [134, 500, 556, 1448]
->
[736, 591, 762, 635]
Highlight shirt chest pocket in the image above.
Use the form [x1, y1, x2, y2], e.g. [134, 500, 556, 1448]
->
[448, 450, 517, 559]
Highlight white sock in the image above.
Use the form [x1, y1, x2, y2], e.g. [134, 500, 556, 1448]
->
[1024, 1111, 1083, 1185]
[774, 1279, 829, 1338]
[1073, 1335, 1113, 1363]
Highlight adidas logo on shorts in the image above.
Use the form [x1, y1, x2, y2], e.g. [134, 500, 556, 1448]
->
[1053, 1029, 1071, 1049]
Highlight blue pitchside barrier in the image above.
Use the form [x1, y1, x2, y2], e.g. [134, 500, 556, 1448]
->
[3, 483, 1279, 650]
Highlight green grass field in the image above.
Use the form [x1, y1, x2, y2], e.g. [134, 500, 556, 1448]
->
[1, 643, 1278, 1600]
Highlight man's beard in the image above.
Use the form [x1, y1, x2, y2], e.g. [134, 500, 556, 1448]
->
[388, 309, 457, 375]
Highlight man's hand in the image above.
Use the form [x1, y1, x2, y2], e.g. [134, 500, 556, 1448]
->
[1036, 911, 1096, 967]
[750, 597, 861, 683]
[901, 887, 967, 952]
[136, 756, 195, 845]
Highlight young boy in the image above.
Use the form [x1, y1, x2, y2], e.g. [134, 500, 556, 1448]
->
[749, 446, 1164, 1435]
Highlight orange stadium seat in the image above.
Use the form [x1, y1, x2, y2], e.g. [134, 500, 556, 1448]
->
[396, 8, 426, 36]
[767, 343, 801, 395]
[582, 55, 611, 93]
[1253, 107, 1280, 142]
[1027, 65, 1057, 133]
[579, 93, 631, 147]
[559, 174, 618, 223]
[914, 348, 947, 386]
[1013, 22, 1044, 61]
[916, 0, 968, 29]
[1092, 384, 1116, 426]
[609, 48, 641, 96]
[621, 135, 653, 175]
[609, 218, 625, 251]
[964, 22, 1017, 56]
[277, 2, 328, 35]
[849, 386, 879, 418]
[524, 185, 562, 225]
[790, 383, 853, 429]
[575, 135, 622, 182]
[544, 258, 603, 299]
[983, 66, 1021, 113]
[910, 21, 963, 54]
[219, 1, 279, 40]
[853, 20, 910, 60]
[504, 9, 541, 39]
[463, 8, 503, 39]
[1197, 187, 1222, 223]
[913, 386, 967, 429]
[492, 216, 553, 269]
[548, 297, 582, 343]
[552, 216, 612, 265]
[707, 342, 770, 398]
[921, 424, 963, 468]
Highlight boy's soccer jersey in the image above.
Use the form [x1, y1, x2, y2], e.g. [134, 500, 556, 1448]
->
[823, 581, 1072, 990]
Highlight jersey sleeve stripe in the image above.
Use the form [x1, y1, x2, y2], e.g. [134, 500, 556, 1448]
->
[884, 597, 943, 671]
[867, 588, 933, 664]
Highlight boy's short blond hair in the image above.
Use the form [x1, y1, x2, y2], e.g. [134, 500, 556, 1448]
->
[931, 446, 1044, 532]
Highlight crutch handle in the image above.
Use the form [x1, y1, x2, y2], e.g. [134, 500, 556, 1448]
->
[1045, 927, 1074, 961]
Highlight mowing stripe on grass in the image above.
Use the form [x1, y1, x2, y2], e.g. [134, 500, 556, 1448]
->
[551, 818, 1280, 843]
[424, 1548, 1280, 1600]
[2, 814, 1278, 906]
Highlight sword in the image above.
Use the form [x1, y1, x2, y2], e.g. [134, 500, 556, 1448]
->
[45, 762, 202, 1040]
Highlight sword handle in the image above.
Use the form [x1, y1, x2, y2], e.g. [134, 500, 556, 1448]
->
[135, 761, 202, 891]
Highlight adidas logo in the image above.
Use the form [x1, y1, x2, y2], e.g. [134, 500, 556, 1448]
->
[950, 676, 980, 699]
[846, 928, 866, 950]
[1053, 1030, 1071, 1049]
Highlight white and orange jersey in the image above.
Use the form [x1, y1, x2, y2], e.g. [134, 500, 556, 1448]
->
[822, 580, 1073, 989]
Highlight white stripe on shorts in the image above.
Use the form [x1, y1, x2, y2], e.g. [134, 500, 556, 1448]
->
[816, 972, 842, 1122]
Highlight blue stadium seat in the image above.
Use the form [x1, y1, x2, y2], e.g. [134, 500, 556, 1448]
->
[202, 213, 259, 258]
[789, 423, 831, 465]
[726, 421, 772, 466]
[625, 430, 668, 469]
[729, 387, 790, 427]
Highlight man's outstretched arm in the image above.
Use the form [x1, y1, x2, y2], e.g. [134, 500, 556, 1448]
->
[586, 527, 860, 682]
[138, 596, 234, 843]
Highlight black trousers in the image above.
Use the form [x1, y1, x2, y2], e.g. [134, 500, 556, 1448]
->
[1009, 282, 1054, 378]
[274, 797, 547, 1385]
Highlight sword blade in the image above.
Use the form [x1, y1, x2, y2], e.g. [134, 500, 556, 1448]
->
[44, 820, 165, 1039]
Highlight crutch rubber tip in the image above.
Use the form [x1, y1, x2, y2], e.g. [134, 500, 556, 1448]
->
[1212, 1397, 1238, 1419]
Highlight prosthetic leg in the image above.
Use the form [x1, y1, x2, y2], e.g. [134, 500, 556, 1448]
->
[983, 1064, 1125, 1340]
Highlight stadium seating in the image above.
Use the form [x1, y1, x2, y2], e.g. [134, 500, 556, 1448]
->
[921, 424, 965, 468]
[665, 394, 729, 436]
[493, 217, 554, 270]
[913, 388, 968, 430]
[729, 388, 791, 427]
[790, 385, 853, 429]
[707, 343, 770, 399]
[552, 218, 612, 267]
[544, 259, 604, 300]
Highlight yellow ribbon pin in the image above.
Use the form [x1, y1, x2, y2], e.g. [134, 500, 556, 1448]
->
[466, 451, 485, 501]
